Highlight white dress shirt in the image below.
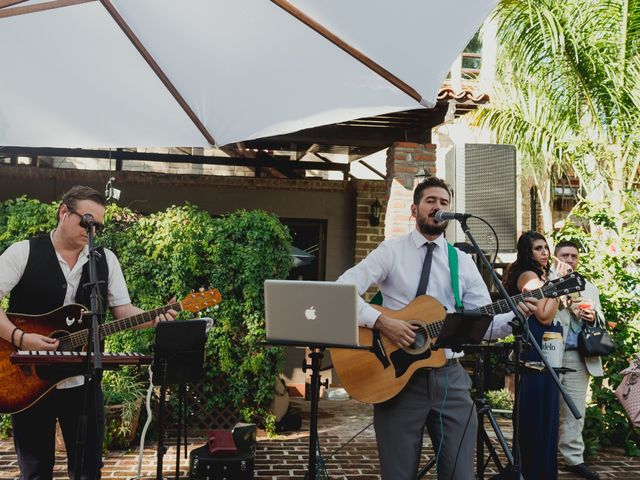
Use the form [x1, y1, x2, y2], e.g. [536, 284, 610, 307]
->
[337, 229, 514, 358]
[0, 232, 132, 387]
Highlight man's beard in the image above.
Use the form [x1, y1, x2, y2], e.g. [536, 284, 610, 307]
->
[417, 217, 447, 236]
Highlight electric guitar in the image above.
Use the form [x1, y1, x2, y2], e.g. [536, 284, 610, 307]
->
[0, 289, 221, 413]
[331, 273, 585, 404]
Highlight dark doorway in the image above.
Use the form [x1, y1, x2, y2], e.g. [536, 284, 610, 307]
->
[281, 219, 327, 281]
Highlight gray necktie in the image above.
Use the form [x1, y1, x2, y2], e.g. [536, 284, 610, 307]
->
[415, 242, 437, 297]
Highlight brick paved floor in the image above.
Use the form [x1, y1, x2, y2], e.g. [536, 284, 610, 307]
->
[0, 398, 638, 479]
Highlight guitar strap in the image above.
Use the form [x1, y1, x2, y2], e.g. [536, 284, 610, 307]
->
[368, 241, 464, 311]
[447, 242, 464, 311]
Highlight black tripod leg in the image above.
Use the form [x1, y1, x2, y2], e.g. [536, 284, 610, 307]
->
[416, 456, 437, 479]
[481, 424, 505, 473]
[156, 382, 167, 480]
[477, 406, 523, 480]
[305, 348, 324, 480]
[484, 409, 514, 466]
[175, 384, 184, 480]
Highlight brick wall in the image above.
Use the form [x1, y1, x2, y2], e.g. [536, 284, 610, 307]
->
[351, 179, 386, 264]
[384, 142, 437, 239]
[0, 164, 348, 197]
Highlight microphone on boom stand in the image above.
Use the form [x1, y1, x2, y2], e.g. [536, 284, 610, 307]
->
[434, 210, 472, 222]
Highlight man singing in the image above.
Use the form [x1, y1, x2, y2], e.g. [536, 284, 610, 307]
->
[0, 185, 175, 480]
[337, 177, 538, 479]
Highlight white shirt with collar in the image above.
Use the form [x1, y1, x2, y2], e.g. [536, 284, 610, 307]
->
[337, 229, 514, 358]
[0, 232, 132, 388]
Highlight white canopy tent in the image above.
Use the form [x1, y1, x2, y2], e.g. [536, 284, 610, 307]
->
[0, 0, 497, 148]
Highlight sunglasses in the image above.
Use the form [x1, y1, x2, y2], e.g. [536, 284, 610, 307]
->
[66, 205, 104, 233]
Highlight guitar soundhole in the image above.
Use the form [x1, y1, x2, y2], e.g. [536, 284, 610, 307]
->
[412, 329, 426, 349]
[406, 323, 430, 355]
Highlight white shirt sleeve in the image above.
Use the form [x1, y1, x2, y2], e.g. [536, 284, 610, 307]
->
[0, 240, 29, 301]
[484, 312, 516, 340]
[104, 249, 132, 307]
[455, 251, 515, 340]
[336, 242, 393, 328]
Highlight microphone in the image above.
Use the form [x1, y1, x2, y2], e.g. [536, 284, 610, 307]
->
[80, 213, 95, 229]
[434, 210, 472, 222]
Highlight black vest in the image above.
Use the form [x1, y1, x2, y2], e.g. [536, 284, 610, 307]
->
[8, 234, 109, 316]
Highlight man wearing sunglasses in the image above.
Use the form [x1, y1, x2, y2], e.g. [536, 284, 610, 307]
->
[0, 185, 176, 480]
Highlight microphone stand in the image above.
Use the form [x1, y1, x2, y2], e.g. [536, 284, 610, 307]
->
[73, 218, 104, 480]
[456, 215, 581, 479]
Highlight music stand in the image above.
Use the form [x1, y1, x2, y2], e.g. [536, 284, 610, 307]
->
[432, 312, 494, 351]
[152, 320, 207, 480]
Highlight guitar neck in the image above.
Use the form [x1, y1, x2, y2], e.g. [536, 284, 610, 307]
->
[70, 302, 183, 349]
[478, 288, 546, 316]
[425, 287, 549, 341]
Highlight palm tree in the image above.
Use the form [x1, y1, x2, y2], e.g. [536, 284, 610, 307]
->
[473, 0, 640, 233]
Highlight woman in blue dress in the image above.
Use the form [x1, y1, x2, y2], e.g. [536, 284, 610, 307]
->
[503, 231, 561, 479]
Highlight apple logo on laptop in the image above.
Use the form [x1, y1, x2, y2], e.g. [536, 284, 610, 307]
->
[305, 306, 317, 320]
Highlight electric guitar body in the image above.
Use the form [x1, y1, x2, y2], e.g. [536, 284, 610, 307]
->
[0, 289, 221, 413]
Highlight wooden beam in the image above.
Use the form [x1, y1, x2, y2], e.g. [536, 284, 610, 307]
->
[357, 160, 386, 180]
[0, 147, 350, 173]
[245, 103, 449, 150]
[311, 152, 350, 181]
[0, 0, 92, 18]
[256, 152, 303, 179]
[0, 0, 29, 9]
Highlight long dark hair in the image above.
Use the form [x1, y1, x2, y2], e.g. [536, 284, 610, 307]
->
[503, 230, 550, 294]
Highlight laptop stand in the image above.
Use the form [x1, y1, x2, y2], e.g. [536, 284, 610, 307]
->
[264, 340, 366, 480]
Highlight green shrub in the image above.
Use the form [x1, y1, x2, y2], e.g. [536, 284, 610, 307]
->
[0, 197, 57, 253]
[0, 414, 11, 440]
[485, 388, 514, 412]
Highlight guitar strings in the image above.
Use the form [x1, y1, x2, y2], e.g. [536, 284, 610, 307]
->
[55, 303, 182, 350]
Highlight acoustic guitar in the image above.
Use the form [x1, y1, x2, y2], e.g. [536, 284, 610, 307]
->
[331, 273, 585, 404]
[0, 288, 221, 414]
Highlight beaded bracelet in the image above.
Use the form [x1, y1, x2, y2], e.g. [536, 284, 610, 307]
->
[18, 331, 26, 350]
[10, 327, 20, 348]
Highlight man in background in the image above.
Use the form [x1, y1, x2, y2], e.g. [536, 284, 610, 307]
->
[554, 240, 604, 480]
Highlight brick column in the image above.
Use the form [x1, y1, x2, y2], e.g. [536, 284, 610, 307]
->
[353, 179, 386, 263]
[385, 142, 437, 239]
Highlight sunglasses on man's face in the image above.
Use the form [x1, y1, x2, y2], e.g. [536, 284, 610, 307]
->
[66, 205, 104, 233]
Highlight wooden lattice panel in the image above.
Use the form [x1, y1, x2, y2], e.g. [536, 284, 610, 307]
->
[164, 379, 240, 432]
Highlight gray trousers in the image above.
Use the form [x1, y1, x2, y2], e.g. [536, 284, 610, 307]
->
[374, 361, 477, 480]
[559, 349, 590, 466]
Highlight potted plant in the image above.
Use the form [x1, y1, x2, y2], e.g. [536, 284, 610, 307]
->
[102, 368, 146, 450]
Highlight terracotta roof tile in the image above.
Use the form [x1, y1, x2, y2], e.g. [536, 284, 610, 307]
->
[437, 87, 490, 104]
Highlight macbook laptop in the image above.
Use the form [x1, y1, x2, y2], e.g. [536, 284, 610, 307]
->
[264, 280, 361, 348]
